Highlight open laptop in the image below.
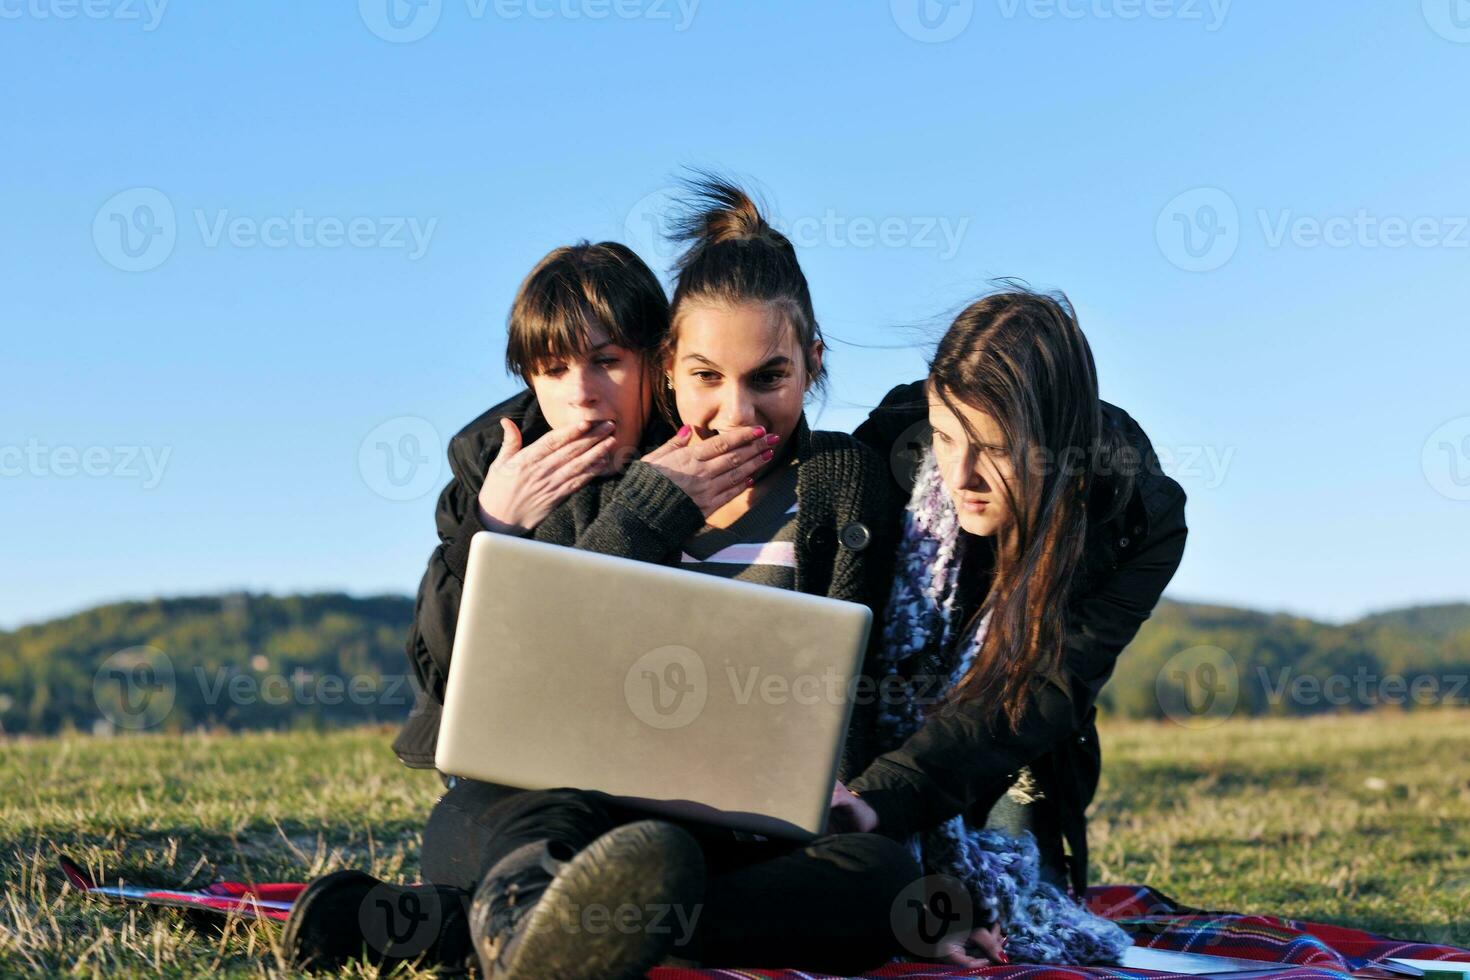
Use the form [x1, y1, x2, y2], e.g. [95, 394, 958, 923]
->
[435, 531, 873, 840]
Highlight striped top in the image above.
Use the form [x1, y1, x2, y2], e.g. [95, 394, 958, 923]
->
[677, 456, 799, 590]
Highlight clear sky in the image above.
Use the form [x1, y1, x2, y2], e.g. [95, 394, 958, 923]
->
[4, 0, 1468, 629]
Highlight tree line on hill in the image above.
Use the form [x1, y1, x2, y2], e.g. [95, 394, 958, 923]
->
[1, 593, 1466, 735]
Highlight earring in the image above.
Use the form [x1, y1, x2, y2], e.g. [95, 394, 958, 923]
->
[664, 375, 674, 390]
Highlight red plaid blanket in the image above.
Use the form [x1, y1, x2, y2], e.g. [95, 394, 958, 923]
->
[648, 886, 1470, 979]
[62, 856, 1470, 979]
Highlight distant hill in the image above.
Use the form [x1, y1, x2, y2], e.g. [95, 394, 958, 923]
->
[0, 593, 415, 735]
[1, 594, 1467, 735]
[1099, 600, 1470, 721]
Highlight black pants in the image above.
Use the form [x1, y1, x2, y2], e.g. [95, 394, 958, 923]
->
[420, 779, 921, 974]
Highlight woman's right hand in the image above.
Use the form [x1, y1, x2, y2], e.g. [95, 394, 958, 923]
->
[475, 418, 617, 535]
[639, 424, 780, 518]
[935, 921, 1008, 967]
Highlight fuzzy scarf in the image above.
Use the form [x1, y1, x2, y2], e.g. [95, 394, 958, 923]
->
[872, 450, 1130, 965]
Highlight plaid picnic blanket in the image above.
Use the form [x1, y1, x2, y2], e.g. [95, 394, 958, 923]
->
[648, 885, 1470, 979]
[63, 855, 1470, 979]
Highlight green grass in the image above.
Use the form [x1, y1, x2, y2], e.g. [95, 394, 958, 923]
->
[2, 711, 1468, 976]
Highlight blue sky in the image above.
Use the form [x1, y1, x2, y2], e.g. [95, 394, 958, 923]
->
[3, 0, 1469, 629]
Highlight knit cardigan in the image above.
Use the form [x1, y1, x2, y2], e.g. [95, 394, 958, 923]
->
[530, 415, 899, 784]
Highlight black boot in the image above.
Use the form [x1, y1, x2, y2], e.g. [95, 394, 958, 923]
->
[281, 869, 473, 973]
[470, 819, 706, 980]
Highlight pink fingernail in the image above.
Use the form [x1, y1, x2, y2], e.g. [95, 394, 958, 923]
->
[752, 426, 766, 438]
[677, 425, 690, 439]
[761, 449, 774, 460]
[765, 433, 781, 445]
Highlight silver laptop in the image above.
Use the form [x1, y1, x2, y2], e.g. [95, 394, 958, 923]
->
[435, 531, 873, 840]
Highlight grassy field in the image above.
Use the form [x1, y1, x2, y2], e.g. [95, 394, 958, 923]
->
[1, 710, 1467, 977]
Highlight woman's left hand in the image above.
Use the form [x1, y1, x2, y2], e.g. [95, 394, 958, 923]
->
[935, 921, 1008, 967]
[825, 781, 879, 834]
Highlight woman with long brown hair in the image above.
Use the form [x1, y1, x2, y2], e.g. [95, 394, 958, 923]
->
[833, 288, 1190, 965]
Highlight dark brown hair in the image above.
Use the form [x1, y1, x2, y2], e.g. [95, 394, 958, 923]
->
[504, 241, 669, 383]
[930, 288, 1133, 731]
[659, 175, 827, 418]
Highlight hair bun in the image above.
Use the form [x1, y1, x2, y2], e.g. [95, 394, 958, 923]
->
[670, 173, 786, 267]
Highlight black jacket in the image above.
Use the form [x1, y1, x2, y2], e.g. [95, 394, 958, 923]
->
[393, 391, 670, 767]
[845, 381, 1189, 895]
[392, 398, 898, 778]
